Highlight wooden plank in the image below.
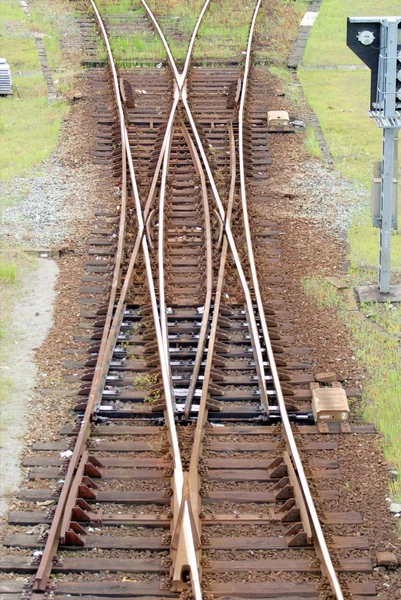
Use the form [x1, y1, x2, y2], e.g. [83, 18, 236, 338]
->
[32, 441, 165, 452]
[57, 581, 176, 597]
[18, 487, 339, 503]
[204, 468, 340, 481]
[8, 510, 361, 527]
[208, 557, 371, 573]
[0, 582, 24, 593]
[29, 467, 165, 480]
[348, 583, 377, 595]
[203, 489, 339, 503]
[205, 458, 338, 469]
[209, 598, 315, 600]
[207, 424, 374, 435]
[211, 582, 318, 597]
[207, 536, 368, 550]
[23, 457, 166, 468]
[3, 534, 167, 550]
[8, 511, 170, 527]
[331, 537, 370, 549]
[323, 511, 363, 524]
[3, 533, 367, 552]
[55, 597, 172, 600]
[205, 441, 326, 451]
[0, 556, 166, 573]
[61, 425, 162, 436]
[202, 512, 361, 525]
[18, 490, 169, 504]
[54, 597, 173, 600]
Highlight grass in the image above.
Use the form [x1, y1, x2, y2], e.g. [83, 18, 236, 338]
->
[298, 58, 401, 272]
[0, 261, 16, 284]
[300, 0, 401, 509]
[96, 0, 309, 64]
[0, 1, 76, 427]
[0, 0, 40, 71]
[0, 76, 68, 180]
[0, 0, 73, 181]
[303, 277, 401, 499]
[304, 126, 322, 159]
[298, 70, 380, 187]
[303, 0, 400, 66]
[0, 248, 34, 338]
[109, 33, 165, 62]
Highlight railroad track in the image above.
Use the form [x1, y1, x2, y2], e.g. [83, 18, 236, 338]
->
[0, 2, 381, 600]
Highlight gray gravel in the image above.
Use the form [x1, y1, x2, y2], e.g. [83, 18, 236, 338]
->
[278, 160, 368, 234]
[0, 156, 101, 248]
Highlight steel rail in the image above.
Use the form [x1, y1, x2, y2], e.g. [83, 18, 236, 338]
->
[140, 0, 210, 89]
[188, 122, 237, 525]
[157, 119, 174, 405]
[31, 0, 129, 588]
[86, 3, 205, 596]
[237, 3, 345, 599]
[181, 124, 213, 418]
[141, 0, 270, 414]
[124, 128, 201, 599]
[90, 2, 201, 594]
[181, 90, 269, 412]
[140, 0, 216, 419]
[31, 1, 202, 597]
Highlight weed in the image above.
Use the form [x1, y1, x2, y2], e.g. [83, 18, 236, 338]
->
[133, 373, 159, 391]
[304, 126, 322, 159]
[97, 0, 307, 65]
[0, 260, 16, 284]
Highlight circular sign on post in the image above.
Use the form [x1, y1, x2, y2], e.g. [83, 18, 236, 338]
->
[357, 30, 375, 45]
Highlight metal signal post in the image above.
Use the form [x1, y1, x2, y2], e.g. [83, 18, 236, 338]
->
[347, 16, 401, 293]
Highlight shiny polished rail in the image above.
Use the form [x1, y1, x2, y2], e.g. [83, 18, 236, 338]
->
[27, 1, 346, 598]
[142, 1, 345, 598]
[237, 4, 344, 598]
[29, 0, 210, 597]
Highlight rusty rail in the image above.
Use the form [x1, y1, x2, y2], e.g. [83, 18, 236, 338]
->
[28, 1, 346, 599]
[181, 124, 213, 416]
[237, 2, 345, 598]
[143, 1, 346, 598]
[140, 0, 270, 417]
[31, 0, 129, 589]
[29, 0, 208, 597]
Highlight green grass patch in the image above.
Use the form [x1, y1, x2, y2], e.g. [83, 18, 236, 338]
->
[0, 248, 34, 338]
[303, 0, 400, 66]
[0, 76, 68, 181]
[304, 126, 322, 159]
[109, 33, 165, 62]
[0, 0, 72, 182]
[0, 261, 16, 284]
[97, 0, 145, 15]
[347, 213, 401, 269]
[97, 0, 308, 64]
[298, 69, 380, 187]
[299, 15, 401, 272]
[0, 0, 40, 71]
[303, 276, 401, 498]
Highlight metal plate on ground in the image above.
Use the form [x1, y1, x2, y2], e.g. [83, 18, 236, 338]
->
[356, 283, 401, 303]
